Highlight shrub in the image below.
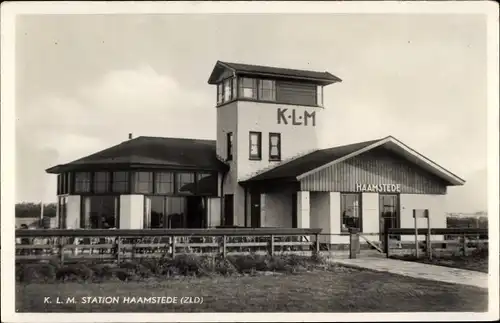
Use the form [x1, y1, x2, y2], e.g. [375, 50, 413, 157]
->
[265, 256, 289, 272]
[18, 263, 57, 283]
[90, 263, 115, 280]
[113, 268, 137, 281]
[228, 254, 268, 273]
[471, 243, 488, 258]
[171, 254, 203, 276]
[56, 263, 93, 282]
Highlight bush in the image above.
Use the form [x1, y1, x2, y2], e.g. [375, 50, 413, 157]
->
[89, 263, 115, 280]
[56, 264, 93, 282]
[171, 254, 203, 276]
[471, 243, 488, 258]
[18, 263, 57, 283]
[113, 268, 137, 281]
[119, 261, 152, 278]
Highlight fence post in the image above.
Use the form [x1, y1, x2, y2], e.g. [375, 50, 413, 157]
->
[222, 235, 227, 259]
[315, 233, 320, 257]
[171, 236, 176, 258]
[462, 233, 467, 256]
[59, 238, 65, 265]
[115, 236, 121, 264]
[349, 228, 360, 259]
[413, 210, 419, 258]
[426, 210, 432, 260]
[384, 229, 390, 258]
[269, 235, 275, 256]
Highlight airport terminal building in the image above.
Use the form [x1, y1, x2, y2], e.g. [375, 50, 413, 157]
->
[46, 61, 465, 243]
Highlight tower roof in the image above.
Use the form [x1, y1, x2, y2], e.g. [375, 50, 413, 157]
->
[208, 61, 342, 85]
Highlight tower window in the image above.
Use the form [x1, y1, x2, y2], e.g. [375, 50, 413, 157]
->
[269, 133, 281, 161]
[317, 85, 324, 106]
[249, 131, 262, 160]
[227, 132, 233, 161]
[259, 80, 276, 101]
[217, 83, 223, 104]
[224, 78, 232, 102]
[239, 77, 257, 99]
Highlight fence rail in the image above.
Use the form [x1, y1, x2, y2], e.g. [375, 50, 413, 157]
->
[15, 228, 322, 264]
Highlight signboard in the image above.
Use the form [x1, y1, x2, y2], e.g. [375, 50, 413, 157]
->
[355, 183, 401, 193]
[277, 108, 316, 127]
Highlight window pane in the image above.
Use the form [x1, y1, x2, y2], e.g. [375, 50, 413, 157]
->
[112, 171, 129, 193]
[155, 172, 174, 194]
[176, 172, 195, 195]
[232, 78, 237, 98]
[341, 194, 361, 232]
[58, 196, 67, 229]
[270, 146, 279, 156]
[250, 145, 259, 155]
[166, 197, 186, 228]
[240, 78, 257, 99]
[317, 85, 323, 106]
[134, 172, 153, 193]
[227, 132, 233, 160]
[259, 80, 276, 101]
[217, 83, 223, 104]
[74, 172, 91, 193]
[81, 196, 119, 229]
[197, 172, 218, 195]
[93, 172, 110, 193]
[144, 196, 166, 229]
[224, 79, 232, 102]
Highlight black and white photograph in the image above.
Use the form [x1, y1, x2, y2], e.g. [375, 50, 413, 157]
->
[1, 1, 498, 322]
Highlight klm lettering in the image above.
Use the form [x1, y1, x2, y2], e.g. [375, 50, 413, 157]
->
[277, 108, 316, 127]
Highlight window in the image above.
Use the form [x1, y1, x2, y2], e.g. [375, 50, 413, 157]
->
[58, 196, 68, 229]
[249, 131, 262, 160]
[224, 78, 232, 102]
[134, 172, 153, 193]
[232, 77, 238, 99]
[57, 175, 61, 195]
[317, 85, 323, 106]
[145, 196, 187, 228]
[74, 172, 91, 193]
[341, 194, 362, 232]
[93, 172, 110, 193]
[259, 80, 276, 101]
[155, 172, 174, 194]
[227, 132, 233, 161]
[81, 196, 119, 229]
[176, 172, 196, 195]
[144, 196, 167, 228]
[196, 172, 218, 195]
[112, 171, 129, 193]
[217, 83, 223, 104]
[239, 77, 257, 99]
[269, 133, 281, 161]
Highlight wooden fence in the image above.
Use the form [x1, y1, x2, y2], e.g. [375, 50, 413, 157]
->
[15, 228, 322, 264]
[384, 228, 488, 259]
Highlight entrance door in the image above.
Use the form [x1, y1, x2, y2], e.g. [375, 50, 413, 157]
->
[379, 194, 400, 242]
[185, 196, 206, 228]
[250, 191, 261, 228]
[223, 194, 234, 226]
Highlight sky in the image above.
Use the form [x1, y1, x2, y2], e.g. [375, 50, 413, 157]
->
[15, 13, 488, 213]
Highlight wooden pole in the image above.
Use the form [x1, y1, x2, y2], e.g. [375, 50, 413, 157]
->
[315, 233, 320, 257]
[269, 234, 275, 256]
[171, 236, 176, 258]
[413, 210, 419, 258]
[222, 235, 227, 259]
[426, 210, 432, 260]
[116, 236, 121, 264]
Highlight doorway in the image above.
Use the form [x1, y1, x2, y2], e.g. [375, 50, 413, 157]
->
[185, 196, 206, 228]
[250, 191, 261, 228]
[379, 194, 400, 242]
[223, 194, 234, 226]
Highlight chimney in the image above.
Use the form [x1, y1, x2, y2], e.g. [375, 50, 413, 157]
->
[128, 133, 133, 140]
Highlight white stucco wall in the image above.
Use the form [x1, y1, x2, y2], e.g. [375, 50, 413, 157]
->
[207, 197, 221, 227]
[296, 191, 310, 228]
[261, 192, 293, 227]
[310, 192, 333, 243]
[236, 101, 321, 181]
[66, 195, 81, 229]
[120, 195, 144, 229]
[400, 194, 446, 241]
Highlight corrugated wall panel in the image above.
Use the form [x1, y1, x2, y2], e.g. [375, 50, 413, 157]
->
[276, 80, 317, 106]
[300, 149, 447, 194]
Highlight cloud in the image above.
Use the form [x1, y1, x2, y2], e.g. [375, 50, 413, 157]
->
[16, 66, 214, 202]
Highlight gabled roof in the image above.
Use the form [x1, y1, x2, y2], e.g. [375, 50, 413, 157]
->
[241, 136, 465, 186]
[46, 136, 229, 174]
[208, 60, 342, 86]
[240, 139, 380, 183]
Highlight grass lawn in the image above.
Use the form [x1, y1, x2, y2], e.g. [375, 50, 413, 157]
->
[391, 255, 488, 273]
[16, 267, 487, 312]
